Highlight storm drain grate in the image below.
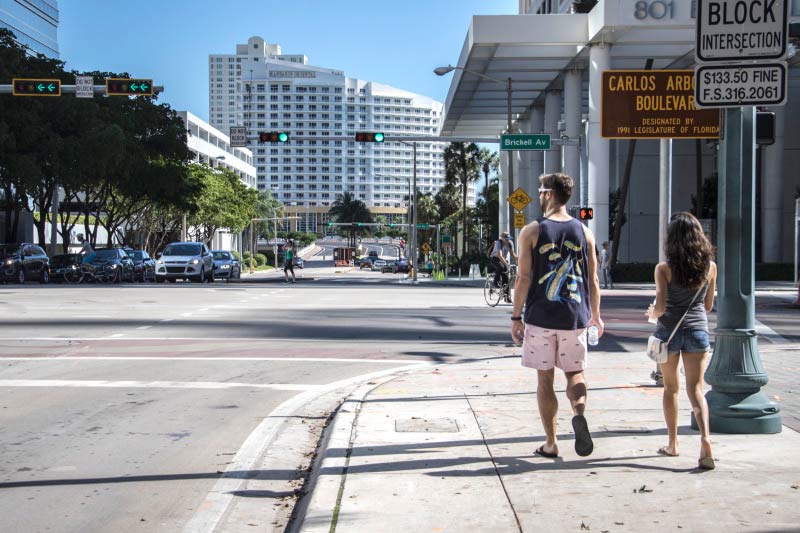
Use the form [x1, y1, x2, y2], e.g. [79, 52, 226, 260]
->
[395, 417, 460, 433]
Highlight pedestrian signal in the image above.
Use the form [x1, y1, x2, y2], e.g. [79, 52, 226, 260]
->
[259, 132, 289, 143]
[579, 207, 594, 221]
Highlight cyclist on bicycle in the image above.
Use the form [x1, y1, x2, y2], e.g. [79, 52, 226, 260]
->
[80, 238, 97, 265]
[489, 232, 517, 302]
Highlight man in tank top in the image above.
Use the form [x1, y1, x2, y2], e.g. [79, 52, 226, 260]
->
[510, 173, 604, 459]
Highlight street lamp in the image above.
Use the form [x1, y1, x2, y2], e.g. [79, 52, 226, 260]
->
[435, 64, 516, 238]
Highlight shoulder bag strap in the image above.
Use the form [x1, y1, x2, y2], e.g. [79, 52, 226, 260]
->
[664, 268, 710, 344]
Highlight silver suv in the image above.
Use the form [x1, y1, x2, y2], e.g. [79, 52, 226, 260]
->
[155, 242, 214, 283]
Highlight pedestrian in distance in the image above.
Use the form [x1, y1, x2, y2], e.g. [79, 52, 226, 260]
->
[283, 240, 297, 284]
[599, 241, 613, 289]
[489, 232, 517, 303]
[646, 211, 717, 470]
[511, 172, 603, 459]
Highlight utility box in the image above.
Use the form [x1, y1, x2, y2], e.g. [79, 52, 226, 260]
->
[334, 247, 354, 267]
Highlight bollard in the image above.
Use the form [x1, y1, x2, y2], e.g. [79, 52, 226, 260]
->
[458, 268, 462, 280]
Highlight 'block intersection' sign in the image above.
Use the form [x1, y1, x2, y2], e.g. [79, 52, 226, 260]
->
[696, 0, 789, 62]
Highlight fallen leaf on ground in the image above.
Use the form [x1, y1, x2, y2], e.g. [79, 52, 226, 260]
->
[634, 485, 653, 493]
[580, 521, 590, 530]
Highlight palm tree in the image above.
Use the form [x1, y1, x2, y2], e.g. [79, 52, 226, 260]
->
[329, 191, 373, 249]
[443, 142, 480, 255]
[478, 147, 500, 201]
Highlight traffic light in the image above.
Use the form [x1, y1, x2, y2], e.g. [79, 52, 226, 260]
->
[327, 221, 333, 227]
[12, 78, 61, 96]
[354, 132, 384, 143]
[388, 223, 395, 228]
[106, 78, 153, 96]
[259, 132, 289, 143]
[579, 207, 594, 221]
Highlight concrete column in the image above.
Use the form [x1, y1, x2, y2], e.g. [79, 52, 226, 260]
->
[543, 90, 562, 174]
[499, 153, 509, 235]
[761, 106, 785, 263]
[588, 44, 611, 246]
[564, 69, 582, 209]
[528, 106, 545, 221]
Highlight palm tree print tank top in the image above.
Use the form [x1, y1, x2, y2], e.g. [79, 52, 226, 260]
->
[524, 217, 592, 330]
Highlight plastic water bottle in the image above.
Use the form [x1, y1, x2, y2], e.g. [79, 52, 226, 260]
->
[587, 325, 599, 346]
[647, 299, 658, 325]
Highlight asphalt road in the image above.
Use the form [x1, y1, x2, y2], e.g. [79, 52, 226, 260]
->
[0, 248, 797, 531]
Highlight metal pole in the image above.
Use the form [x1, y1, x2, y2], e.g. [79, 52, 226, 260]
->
[49, 181, 59, 255]
[274, 220, 278, 270]
[436, 223, 440, 271]
[249, 220, 255, 274]
[412, 143, 418, 283]
[703, 106, 781, 434]
[507, 77, 516, 239]
[658, 139, 672, 262]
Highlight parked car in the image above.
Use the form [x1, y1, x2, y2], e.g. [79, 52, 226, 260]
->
[392, 258, 410, 273]
[292, 256, 304, 269]
[125, 250, 156, 282]
[0, 243, 50, 284]
[155, 242, 214, 283]
[355, 256, 374, 269]
[371, 259, 387, 271]
[93, 248, 135, 283]
[49, 253, 84, 282]
[211, 250, 241, 280]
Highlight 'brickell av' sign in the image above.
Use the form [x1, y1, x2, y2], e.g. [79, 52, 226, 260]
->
[601, 70, 720, 139]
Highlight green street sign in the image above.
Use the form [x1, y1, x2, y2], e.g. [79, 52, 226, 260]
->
[415, 223, 430, 229]
[442, 235, 451, 243]
[500, 134, 551, 151]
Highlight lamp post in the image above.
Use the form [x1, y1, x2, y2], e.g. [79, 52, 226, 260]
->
[435, 65, 515, 238]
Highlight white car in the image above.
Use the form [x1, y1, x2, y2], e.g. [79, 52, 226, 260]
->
[155, 242, 215, 283]
[371, 259, 387, 271]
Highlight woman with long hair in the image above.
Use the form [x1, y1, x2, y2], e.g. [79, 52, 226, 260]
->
[646, 211, 717, 470]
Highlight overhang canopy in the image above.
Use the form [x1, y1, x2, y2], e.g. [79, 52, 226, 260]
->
[440, 2, 711, 137]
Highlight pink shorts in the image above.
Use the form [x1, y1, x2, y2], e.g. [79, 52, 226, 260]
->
[521, 324, 588, 372]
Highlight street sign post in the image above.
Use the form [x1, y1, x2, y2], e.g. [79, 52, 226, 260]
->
[229, 126, 247, 147]
[696, 0, 789, 62]
[75, 76, 94, 98]
[601, 70, 720, 139]
[500, 134, 550, 151]
[695, 62, 787, 108]
[508, 187, 532, 212]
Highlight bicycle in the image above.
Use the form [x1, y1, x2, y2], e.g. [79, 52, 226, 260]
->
[63, 262, 115, 284]
[484, 264, 516, 307]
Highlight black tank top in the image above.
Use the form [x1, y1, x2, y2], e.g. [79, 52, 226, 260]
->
[524, 217, 592, 330]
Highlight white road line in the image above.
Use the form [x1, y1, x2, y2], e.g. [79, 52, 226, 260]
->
[180, 313, 193, 317]
[160, 319, 174, 323]
[0, 379, 323, 391]
[135, 326, 152, 331]
[108, 333, 125, 338]
[0, 356, 425, 364]
[182, 362, 430, 533]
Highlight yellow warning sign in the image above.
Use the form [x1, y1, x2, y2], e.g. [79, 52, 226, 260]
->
[514, 213, 526, 229]
[421, 242, 430, 254]
[508, 187, 532, 212]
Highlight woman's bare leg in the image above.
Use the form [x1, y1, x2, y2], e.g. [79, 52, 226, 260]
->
[683, 351, 713, 460]
[659, 354, 681, 456]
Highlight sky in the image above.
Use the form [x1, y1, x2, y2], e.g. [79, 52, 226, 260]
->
[58, 0, 518, 123]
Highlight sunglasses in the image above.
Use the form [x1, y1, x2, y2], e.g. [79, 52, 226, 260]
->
[538, 187, 552, 194]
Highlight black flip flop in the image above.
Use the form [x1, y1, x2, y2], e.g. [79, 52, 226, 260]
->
[534, 445, 558, 458]
[572, 415, 594, 457]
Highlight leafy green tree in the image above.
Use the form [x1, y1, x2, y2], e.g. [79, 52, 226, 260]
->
[478, 147, 500, 200]
[188, 165, 258, 245]
[443, 142, 480, 255]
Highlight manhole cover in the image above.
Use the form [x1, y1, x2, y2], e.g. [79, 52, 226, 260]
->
[395, 418, 460, 433]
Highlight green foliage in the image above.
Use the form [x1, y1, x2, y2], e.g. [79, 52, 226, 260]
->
[253, 253, 267, 266]
[188, 165, 258, 244]
[691, 172, 718, 219]
[231, 250, 241, 262]
[444, 142, 481, 255]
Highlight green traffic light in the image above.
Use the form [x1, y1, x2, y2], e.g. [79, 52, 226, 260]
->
[327, 221, 333, 226]
[374, 132, 385, 142]
[279, 132, 289, 142]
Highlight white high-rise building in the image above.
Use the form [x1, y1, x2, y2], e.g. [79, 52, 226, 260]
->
[209, 36, 462, 233]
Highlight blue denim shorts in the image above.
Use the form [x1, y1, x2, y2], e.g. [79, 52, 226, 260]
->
[653, 328, 711, 354]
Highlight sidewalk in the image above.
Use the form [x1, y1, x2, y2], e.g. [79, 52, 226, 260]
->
[298, 350, 799, 532]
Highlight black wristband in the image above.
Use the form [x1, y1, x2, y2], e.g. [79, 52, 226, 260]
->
[510, 316, 522, 321]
